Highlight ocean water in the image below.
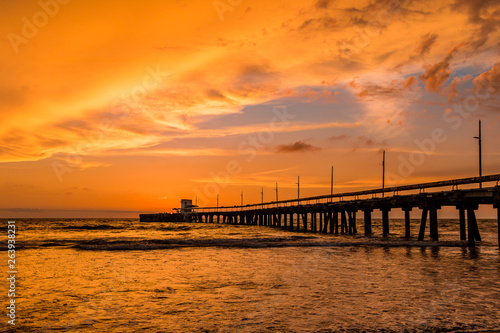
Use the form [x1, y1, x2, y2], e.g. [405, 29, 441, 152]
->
[1, 218, 500, 332]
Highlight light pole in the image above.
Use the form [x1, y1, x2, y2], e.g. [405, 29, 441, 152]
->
[275, 182, 279, 204]
[261, 187, 264, 208]
[473, 120, 482, 189]
[217, 194, 219, 212]
[330, 166, 334, 202]
[382, 150, 386, 197]
[297, 176, 300, 204]
[241, 191, 243, 207]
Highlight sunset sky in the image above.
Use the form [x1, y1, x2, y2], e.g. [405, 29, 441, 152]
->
[1, 0, 499, 217]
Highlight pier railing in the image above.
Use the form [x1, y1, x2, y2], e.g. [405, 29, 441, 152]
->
[195, 174, 500, 213]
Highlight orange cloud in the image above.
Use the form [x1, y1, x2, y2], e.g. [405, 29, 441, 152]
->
[404, 76, 418, 90]
[473, 63, 500, 112]
[473, 63, 500, 94]
[419, 46, 460, 92]
[447, 74, 472, 102]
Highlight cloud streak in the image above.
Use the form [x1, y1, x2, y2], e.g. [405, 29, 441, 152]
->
[276, 141, 320, 153]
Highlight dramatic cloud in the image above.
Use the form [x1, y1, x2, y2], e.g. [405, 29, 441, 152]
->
[395, 33, 438, 70]
[415, 33, 438, 57]
[451, 0, 499, 23]
[472, 63, 500, 111]
[404, 76, 418, 90]
[419, 46, 460, 92]
[1, 0, 500, 214]
[350, 77, 419, 100]
[276, 141, 320, 153]
[315, 0, 334, 10]
[447, 75, 472, 102]
[451, 0, 500, 49]
[355, 80, 404, 100]
[205, 89, 229, 101]
[299, 16, 338, 31]
[473, 63, 500, 94]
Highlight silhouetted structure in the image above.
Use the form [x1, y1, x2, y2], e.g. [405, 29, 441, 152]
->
[140, 199, 196, 222]
[139, 212, 183, 222]
[191, 174, 500, 247]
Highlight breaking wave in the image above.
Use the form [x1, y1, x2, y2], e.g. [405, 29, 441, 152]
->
[13, 237, 470, 251]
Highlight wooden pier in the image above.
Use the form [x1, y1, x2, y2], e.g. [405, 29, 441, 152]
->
[191, 174, 500, 247]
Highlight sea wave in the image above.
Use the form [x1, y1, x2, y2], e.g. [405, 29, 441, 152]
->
[6, 236, 473, 251]
[62, 225, 124, 230]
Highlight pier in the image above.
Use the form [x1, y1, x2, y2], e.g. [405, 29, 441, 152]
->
[191, 174, 500, 247]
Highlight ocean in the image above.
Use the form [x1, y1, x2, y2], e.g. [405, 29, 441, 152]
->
[1, 218, 500, 332]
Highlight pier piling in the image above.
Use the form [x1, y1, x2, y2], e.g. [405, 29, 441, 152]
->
[418, 209, 428, 241]
[429, 207, 439, 241]
[382, 208, 390, 237]
[332, 211, 339, 234]
[364, 209, 372, 236]
[302, 213, 308, 231]
[403, 208, 412, 238]
[341, 211, 347, 234]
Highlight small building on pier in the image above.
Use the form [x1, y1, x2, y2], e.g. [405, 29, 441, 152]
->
[139, 199, 197, 222]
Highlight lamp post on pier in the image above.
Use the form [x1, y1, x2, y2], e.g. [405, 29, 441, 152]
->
[297, 176, 300, 204]
[473, 120, 483, 189]
[261, 187, 264, 208]
[382, 150, 386, 197]
[275, 183, 279, 206]
[330, 166, 334, 202]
